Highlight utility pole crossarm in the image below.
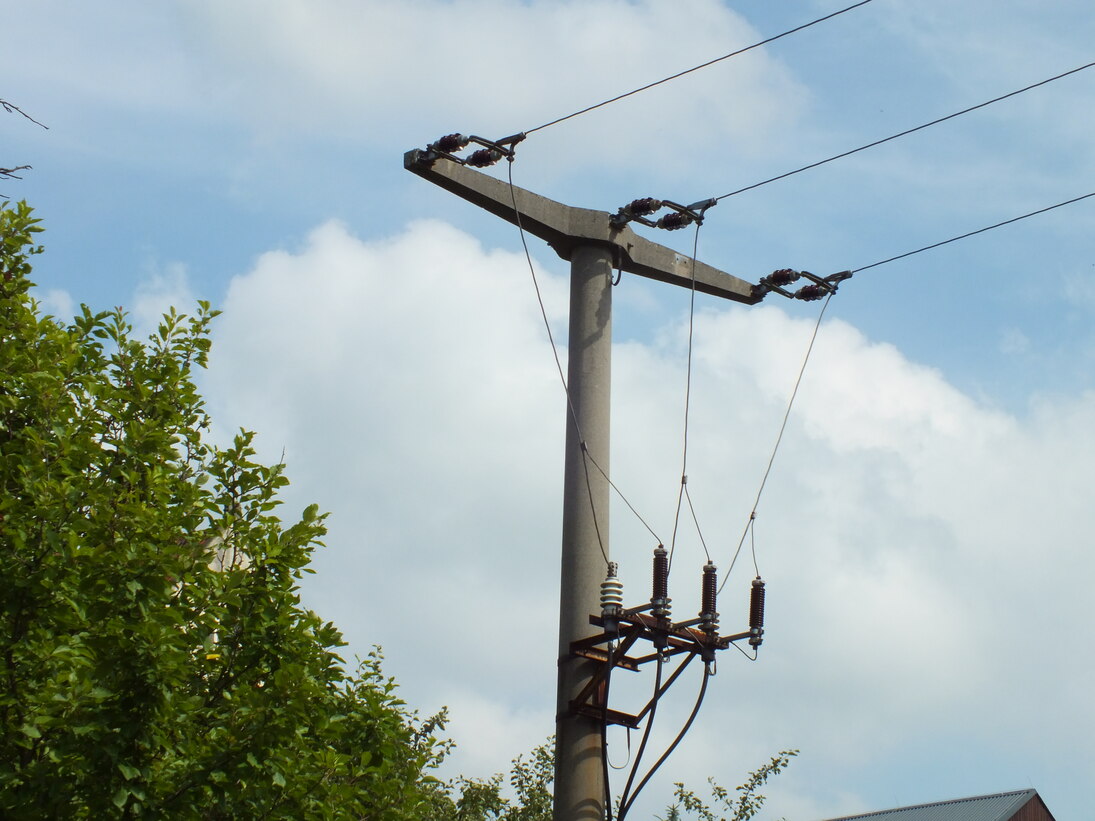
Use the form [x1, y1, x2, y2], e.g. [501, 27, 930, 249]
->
[404, 149, 763, 305]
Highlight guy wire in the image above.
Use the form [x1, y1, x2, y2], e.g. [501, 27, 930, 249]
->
[524, 0, 876, 135]
[720, 293, 832, 594]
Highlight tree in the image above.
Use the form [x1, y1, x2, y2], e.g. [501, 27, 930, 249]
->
[1, 98, 46, 187]
[0, 200, 455, 818]
[659, 750, 799, 821]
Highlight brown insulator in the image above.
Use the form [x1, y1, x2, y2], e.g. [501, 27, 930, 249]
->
[651, 545, 670, 618]
[699, 562, 719, 634]
[656, 212, 692, 230]
[749, 577, 766, 647]
[765, 268, 800, 287]
[432, 133, 469, 153]
[794, 284, 826, 301]
[465, 148, 502, 167]
[627, 197, 661, 216]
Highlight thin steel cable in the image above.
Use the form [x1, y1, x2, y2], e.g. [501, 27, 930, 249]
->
[851, 191, 1095, 274]
[618, 663, 713, 820]
[713, 60, 1095, 203]
[721, 294, 833, 593]
[668, 222, 709, 573]
[525, 0, 876, 135]
[506, 160, 609, 567]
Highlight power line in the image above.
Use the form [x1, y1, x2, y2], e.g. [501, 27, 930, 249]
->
[713, 60, 1095, 202]
[852, 191, 1095, 274]
[524, 0, 876, 135]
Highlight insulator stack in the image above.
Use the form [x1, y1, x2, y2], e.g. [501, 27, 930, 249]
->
[763, 268, 800, 287]
[601, 562, 624, 617]
[794, 284, 827, 301]
[626, 197, 661, 216]
[699, 562, 719, 634]
[430, 133, 469, 153]
[656, 212, 692, 230]
[651, 545, 670, 618]
[465, 148, 502, 167]
[749, 577, 766, 647]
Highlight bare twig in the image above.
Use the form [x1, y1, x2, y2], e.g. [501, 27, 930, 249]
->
[1, 98, 48, 129]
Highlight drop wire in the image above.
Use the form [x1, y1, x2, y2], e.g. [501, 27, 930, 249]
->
[721, 293, 833, 593]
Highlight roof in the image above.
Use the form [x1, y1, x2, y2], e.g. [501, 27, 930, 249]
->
[820, 789, 1041, 821]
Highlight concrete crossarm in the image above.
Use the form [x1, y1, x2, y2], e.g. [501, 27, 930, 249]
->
[404, 149, 763, 305]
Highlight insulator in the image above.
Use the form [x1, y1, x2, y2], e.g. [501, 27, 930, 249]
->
[765, 268, 800, 287]
[651, 545, 670, 618]
[794, 284, 826, 301]
[601, 562, 624, 615]
[465, 148, 502, 168]
[626, 197, 660, 217]
[656, 212, 692, 231]
[749, 577, 766, 647]
[431, 133, 469, 153]
[699, 562, 719, 634]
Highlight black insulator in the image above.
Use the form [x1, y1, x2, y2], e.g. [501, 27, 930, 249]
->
[432, 133, 469, 153]
[465, 148, 502, 167]
[652, 546, 668, 602]
[701, 563, 717, 617]
[749, 577, 766, 647]
[627, 197, 660, 217]
[699, 562, 718, 633]
[794, 284, 826, 301]
[765, 268, 800, 287]
[656, 212, 691, 230]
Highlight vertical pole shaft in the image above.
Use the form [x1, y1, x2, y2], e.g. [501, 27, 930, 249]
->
[555, 245, 613, 821]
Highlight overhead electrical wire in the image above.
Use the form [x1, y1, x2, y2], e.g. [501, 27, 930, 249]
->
[524, 0, 876, 136]
[849, 191, 1095, 274]
[711, 60, 1095, 204]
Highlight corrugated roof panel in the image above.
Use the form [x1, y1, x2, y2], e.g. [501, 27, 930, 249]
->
[820, 789, 1037, 821]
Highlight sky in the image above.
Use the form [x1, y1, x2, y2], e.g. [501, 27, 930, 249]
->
[3, 1, 1094, 818]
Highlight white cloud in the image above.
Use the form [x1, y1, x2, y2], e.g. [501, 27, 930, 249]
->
[201, 218, 1095, 816]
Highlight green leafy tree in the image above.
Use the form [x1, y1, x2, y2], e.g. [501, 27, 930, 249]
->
[659, 749, 799, 821]
[0, 201, 455, 819]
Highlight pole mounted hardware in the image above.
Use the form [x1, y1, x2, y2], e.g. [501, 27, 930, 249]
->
[569, 551, 765, 730]
[757, 267, 853, 301]
[404, 147, 763, 304]
[403, 142, 786, 821]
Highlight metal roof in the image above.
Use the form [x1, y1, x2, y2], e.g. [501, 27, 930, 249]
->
[819, 789, 1038, 821]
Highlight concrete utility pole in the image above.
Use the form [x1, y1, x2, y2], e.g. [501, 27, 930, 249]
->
[405, 147, 760, 821]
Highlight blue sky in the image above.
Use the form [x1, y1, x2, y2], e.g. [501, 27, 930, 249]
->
[4, 1, 1094, 818]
